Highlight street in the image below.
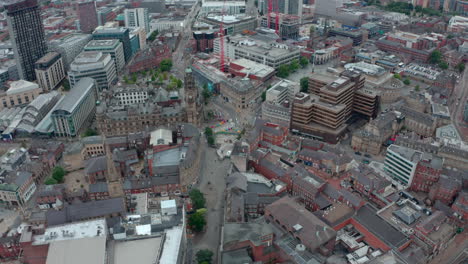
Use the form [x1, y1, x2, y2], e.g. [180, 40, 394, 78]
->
[192, 138, 231, 263]
[449, 67, 468, 141]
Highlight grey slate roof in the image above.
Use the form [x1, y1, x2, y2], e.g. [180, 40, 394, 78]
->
[354, 205, 409, 248]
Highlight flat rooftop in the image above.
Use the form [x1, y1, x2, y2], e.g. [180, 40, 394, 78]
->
[46, 236, 106, 264]
[85, 39, 120, 49]
[113, 237, 163, 264]
[33, 219, 107, 245]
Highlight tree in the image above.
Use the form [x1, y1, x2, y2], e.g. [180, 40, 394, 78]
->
[393, 73, 402, 80]
[82, 128, 98, 138]
[45, 178, 58, 185]
[176, 79, 183, 88]
[429, 50, 442, 64]
[415, 85, 420, 91]
[300, 77, 309, 93]
[456, 63, 465, 73]
[204, 127, 213, 137]
[196, 250, 214, 264]
[277, 64, 290, 78]
[160, 59, 173, 72]
[289, 59, 299, 72]
[261, 91, 266, 102]
[207, 136, 215, 146]
[148, 30, 159, 42]
[62, 79, 71, 91]
[123, 76, 129, 84]
[131, 73, 137, 83]
[188, 211, 206, 232]
[189, 189, 206, 210]
[299, 56, 309, 68]
[439, 61, 448, 70]
[52, 166, 66, 183]
[403, 79, 411, 85]
[202, 86, 211, 102]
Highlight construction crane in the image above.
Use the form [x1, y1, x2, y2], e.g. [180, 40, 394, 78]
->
[219, 0, 227, 72]
[267, 0, 273, 29]
[275, 0, 279, 35]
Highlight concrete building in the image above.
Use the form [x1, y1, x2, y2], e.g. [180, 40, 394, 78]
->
[124, 8, 150, 34]
[291, 71, 378, 143]
[259, 0, 303, 16]
[214, 31, 300, 69]
[0, 80, 42, 110]
[96, 86, 186, 137]
[93, 26, 132, 62]
[0, 171, 36, 207]
[384, 145, 426, 188]
[261, 79, 299, 127]
[68, 51, 117, 91]
[78, 1, 98, 33]
[84, 39, 125, 75]
[201, 15, 257, 35]
[49, 33, 93, 70]
[6, 0, 47, 81]
[35, 52, 66, 91]
[201, 0, 246, 15]
[260, 14, 301, 39]
[314, 0, 342, 17]
[51, 78, 97, 137]
[220, 77, 264, 111]
[151, 17, 187, 32]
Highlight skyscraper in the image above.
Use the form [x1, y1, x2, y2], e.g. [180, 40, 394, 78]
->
[124, 8, 150, 34]
[78, 1, 98, 33]
[6, 0, 47, 81]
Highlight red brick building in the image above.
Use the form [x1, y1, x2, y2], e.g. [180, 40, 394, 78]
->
[127, 43, 171, 73]
[0, 236, 21, 261]
[429, 174, 462, 204]
[410, 156, 443, 193]
[452, 191, 468, 221]
[265, 196, 337, 256]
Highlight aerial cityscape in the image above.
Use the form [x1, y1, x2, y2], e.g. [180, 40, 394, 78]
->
[0, 0, 466, 263]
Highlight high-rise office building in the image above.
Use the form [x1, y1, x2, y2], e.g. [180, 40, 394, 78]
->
[35, 52, 66, 91]
[68, 51, 117, 91]
[84, 39, 125, 75]
[314, 0, 342, 17]
[290, 71, 378, 143]
[93, 26, 132, 62]
[6, 0, 47, 81]
[124, 8, 150, 34]
[259, 0, 303, 17]
[78, 1, 99, 33]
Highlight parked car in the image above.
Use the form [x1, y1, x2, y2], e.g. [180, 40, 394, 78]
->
[355, 152, 362, 155]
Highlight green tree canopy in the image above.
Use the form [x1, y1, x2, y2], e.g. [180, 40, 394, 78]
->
[45, 177, 58, 185]
[62, 79, 71, 91]
[261, 91, 266, 102]
[52, 166, 66, 183]
[456, 63, 465, 73]
[289, 59, 299, 72]
[204, 127, 213, 137]
[393, 73, 401, 80]
[300, 77, 309, 93]
[189, 189, 206, 210]
[196, 249, 214, 264]
[429, 50, 442, 64]
[438, 61, 448, 70]
[82, 128, 98, 138]
[403, 79, 411, 85]
[207, 136, 215, 146]
[188, 211, 206, 232]
[160, 59, 173, 72]
[299, 56, 309, 68]
[277, 64, 290, 78]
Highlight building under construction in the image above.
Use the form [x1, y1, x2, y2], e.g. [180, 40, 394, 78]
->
[260, 13, 300, 39]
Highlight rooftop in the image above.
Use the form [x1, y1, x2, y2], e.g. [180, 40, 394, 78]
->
[33, 219, 107, 245]
[84, 39, 121, 50]
[113, 237, 163, 264]
[46, 236, 106, 264]
[52, 77, 95, 114]
[6, 80, 39, 95]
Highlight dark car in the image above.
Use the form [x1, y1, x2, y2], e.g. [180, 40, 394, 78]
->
[362, 159, 370, 164]
[364, 154, 372, 158]
[355, 152, 362, 155]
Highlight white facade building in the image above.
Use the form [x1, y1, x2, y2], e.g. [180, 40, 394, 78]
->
[383, 145, 421, 188]
[84, 39, 125, 75]
[125, 8, 150, 34]
[68, 51, 117, 91]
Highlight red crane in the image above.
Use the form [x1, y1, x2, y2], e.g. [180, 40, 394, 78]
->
[275, 0, 279, 35]
[219, 0, 227, 72]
